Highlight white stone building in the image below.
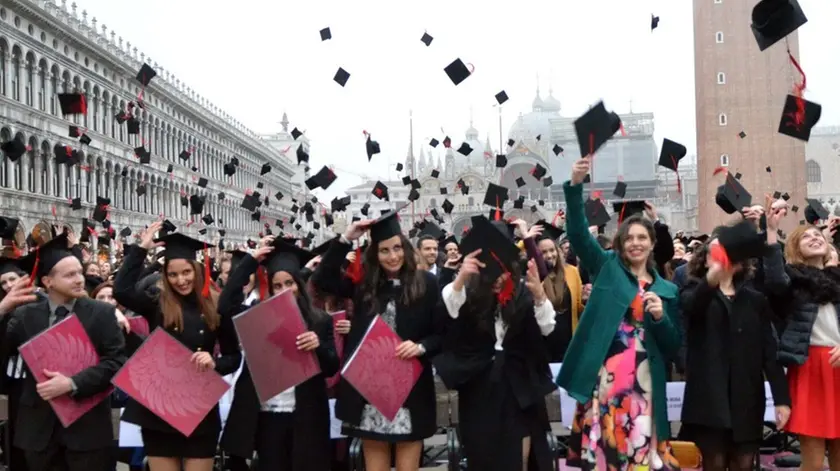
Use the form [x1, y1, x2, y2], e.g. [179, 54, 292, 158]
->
[0, 0, 299, 247]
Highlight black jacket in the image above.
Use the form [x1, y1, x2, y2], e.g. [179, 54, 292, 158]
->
[310, 240, 447, 440]
[680, 277, 790, 442]
[114, 244, 241, 436]
[3, 297, 126, 451]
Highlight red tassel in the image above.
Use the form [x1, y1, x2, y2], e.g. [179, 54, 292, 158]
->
[28, 247, 40, 287]
[494, 196, 502, 221]
[490, 251, 514, 306]
[257, 266, 270, 301]
[201, 245, 212, 297]
[345, 247, 364, 284]
[11, 242, 21, 258]
[551, 210, 564, 226]
[712, 166, 727, 176]
[670, 155, 682, 194]
[709, 242, 731, 271]
[787, 48, 807, 129]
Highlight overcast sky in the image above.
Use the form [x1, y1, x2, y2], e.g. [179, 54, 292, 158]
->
[73, 0, 839, 201]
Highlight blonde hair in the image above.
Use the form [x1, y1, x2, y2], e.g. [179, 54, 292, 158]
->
[784, 225, 831, 266]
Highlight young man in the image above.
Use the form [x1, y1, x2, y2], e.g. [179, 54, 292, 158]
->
[416, 235, 440, 276]
[0, 232, 127, 471]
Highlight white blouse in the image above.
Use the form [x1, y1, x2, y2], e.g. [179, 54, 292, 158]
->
[442, 282, 556, 351]
[811, 303, 840, 347]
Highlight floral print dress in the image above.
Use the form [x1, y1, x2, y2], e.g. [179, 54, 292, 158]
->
[567, 284, 679, 471]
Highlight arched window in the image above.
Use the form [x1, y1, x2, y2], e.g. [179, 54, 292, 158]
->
[717, 72, 725, 84]
[720, 154, 730, 167]
[37, 61, 46, 110]
[715, 32, 724, 43]
[806, 159, 821, 183]
[468, 196, 474, 206]
[50, 66, 59, 114]
[0, 41, 6, 96]
[718, 113, 727, 126]
[10, 48, 20, 101]
[24, 54, 33, 106]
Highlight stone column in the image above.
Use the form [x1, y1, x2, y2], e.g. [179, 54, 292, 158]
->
[57, 164, 66, 198]
[34, 154, 42, 194]
[80, 166, 89, 202]
[34, 66, 43, 110]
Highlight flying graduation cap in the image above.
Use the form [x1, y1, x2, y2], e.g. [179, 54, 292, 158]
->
[658, 138, 687, 193]
[306, 166, 337, 190]
[574, 101, 622, 158]
[365, 133, 381, 160]
[715, 172, 752, 214]
[750, 0, 807, 51]
[1, 139, 26, 162]
[444, 58, 472, 86]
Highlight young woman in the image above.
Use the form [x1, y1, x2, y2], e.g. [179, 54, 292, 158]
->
[680, 227, 790, 471]
[220, 238, 339, 471]
[558, 157, 682, 470]
[763, 209, 840, 471]
[436, 217, 558, 471]
[113, 221, 241, 471]
[535, 233, 584, 362]
[310, 210, 445, 471]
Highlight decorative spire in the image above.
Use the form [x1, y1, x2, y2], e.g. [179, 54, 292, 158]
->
[405, 110, 416, 177]
[281, 112, 289, 132]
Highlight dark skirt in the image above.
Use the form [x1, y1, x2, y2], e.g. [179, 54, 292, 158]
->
[141, 428, 218, 459]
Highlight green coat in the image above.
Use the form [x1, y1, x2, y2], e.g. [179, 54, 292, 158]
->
[556, 181, 682, 441]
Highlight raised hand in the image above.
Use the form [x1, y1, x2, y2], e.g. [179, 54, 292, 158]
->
[570, 157, 591, 186]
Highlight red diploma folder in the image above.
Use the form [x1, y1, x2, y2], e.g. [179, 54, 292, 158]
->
[341, 316, 423, 421]
[112, 328, 230, 437]
[233, 288, 321, 403]
[18, 314, 113, 427]
[326, 311, 347, 389]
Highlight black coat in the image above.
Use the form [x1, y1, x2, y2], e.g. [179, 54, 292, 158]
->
[219, 254, 340, 468]
[114, 244, 241, 436]
[680, 277, 790, 442]
[310, 240, 447, 440]
[2, 297, 126, 451]
[435, 281, 556, 471]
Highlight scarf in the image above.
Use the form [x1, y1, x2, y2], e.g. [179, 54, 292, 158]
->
[785, 264, 840, 305]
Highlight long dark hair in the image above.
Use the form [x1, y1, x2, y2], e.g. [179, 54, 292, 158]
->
[361, 234, 426, 314]
[160, 259, 220, 331]
[270, 271, 328, 325]
[611, 215, 657, 272]
[462, 263, 523, 331]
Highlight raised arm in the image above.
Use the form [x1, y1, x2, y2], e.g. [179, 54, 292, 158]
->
[562, 180, 608, 277]
[113, 244, 159, 318]
[310, 239, 356, 299]
[218, 253, 259, 317]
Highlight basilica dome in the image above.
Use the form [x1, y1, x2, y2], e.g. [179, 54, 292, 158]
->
[507, 89, 562, 144]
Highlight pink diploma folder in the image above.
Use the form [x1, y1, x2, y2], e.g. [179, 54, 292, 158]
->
[18, 314, 113, 427]
[341, 316, 423, 421]
[326, 311, 347, 389]
[233, 288, 321, 403]
[111, 328, 230, 437]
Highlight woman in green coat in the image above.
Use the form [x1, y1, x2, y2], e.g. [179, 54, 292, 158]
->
[557, 156, 683, 471]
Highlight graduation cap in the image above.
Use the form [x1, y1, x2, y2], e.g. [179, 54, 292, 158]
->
[459, 216, 520, 281]
[739, 131, 747, 139]
[258, 163, 271, 176]
[1, 139, 26, 162]
[750, 0, 807, 51]
[431, 169, 440, 178]
[365, 134, 381, 160]
[165, 163, 174, 174]
[513, 196, 525, 209]
[241, 193, 259, 212]
[805, 198, 829, 224]
[78, 133, 92, 146]
[535, 219, 565, 241]
[306, 166, 337, 191]
[197, 177, 208, 188]
[778, 94, 821, 142]
[69, 125, 82, 138]
[717, 221, 766, 264]
[612, 201, 647, 224]
[429, 138, 439, 148]
[57, 93, 87, 115]
[444, 58, 471, 86]
[119, 227, 132, 238]
[180, 195, 189, 207]
[333, 67, 350, 87]
[135, 146, 151, 163]
[264, 237, 315, 277]
[0, 257, 22, 277]
[18, 232, 74, 286]
[135, 184, 147, 197]
[613, 180, 627, 198]
[530, 163, 547, 180]
[372, 181, 389, 201]
[69, 197, 82, 210]
[319, 27, 332, 41]
[542, 176, 554, 188]
[402, 175, 412, 186]
[483, 182, 509, 208]
[223, 162, 236, 177]
[136, 63, 157, 86]
[507, 138, 515, 147]
[127, 118, 141, 135]
[395, 163, 404, 172]
[715, 172, 752, 214]
[515, 177, 526, 188]
[442, 199, 454, 214]
[408, 188, 420, 202]
[496, 154, 507, 168]
[418, 221, 444, 240]
[155, 233, 210, 262]
[421, 31, 433, 46]
[457, 142, 473, 156]
[584, 198, 611, 227]
[574, 101, 622, 157]
[202, 214, 215, 226]
[410, 179, 421, 190]
[651, 14, 660, 30]
[0, 217, 19, 240]
[251, 210, 261, 222]
[296, 144, 309, 164]
[161, 220, 177, 234]
[369, 205, 407, 243]
[495, 91, 509, 105]
[92, 196, 110, 222]
[659, 138, 687, 192]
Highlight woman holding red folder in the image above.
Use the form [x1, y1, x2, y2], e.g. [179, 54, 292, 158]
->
[113, 222, 241, 471]
[219, 236, 339, 471]
[310, 209, 446, 471]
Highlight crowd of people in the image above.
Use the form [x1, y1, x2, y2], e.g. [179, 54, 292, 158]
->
[0, 153, 837, 471]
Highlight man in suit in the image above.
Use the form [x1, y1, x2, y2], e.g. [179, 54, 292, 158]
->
[416, 235, 440, 276]
[0, 232, 127, 471]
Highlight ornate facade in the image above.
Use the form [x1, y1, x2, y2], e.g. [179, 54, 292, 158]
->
[0, 0, 299, 246]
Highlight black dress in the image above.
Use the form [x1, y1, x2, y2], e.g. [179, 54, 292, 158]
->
[113, 245, 241, 458]
[219, 254, 340, 470]
[310, 239, 446, 442]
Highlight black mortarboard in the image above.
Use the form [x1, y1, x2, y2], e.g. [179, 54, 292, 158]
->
[531, 163, 547, 180]
[251, 211, 261, 222]
[439, 187, 448, 195]
[119, 227, 132, 238]
[442, 199, 454, 214]
[121, 168, 128, 177]
[180, 195, 189, 207]
[495, 91, 509, 105]
[135, 184, 147, 196]
[197, 228, 207, 236]
[410, 179, 421, 190]
[739, 131, 747, 139]
[92, 196, 110, 222]
[536, 219, 565, 241]
[331, 195, 351, 212]
[69, 125, 82, 138]
[778, 94, 821, 142]
[396, 163, 404, 172]
[496, 154, 507, 168]
[18, 232, 74, 285]
[584, 198, 611, 227]
[805, 198, 829, 224]
[296, 144, 309, 164]
[483, 183, 509, 208]
[202, 214, 214, 226]
[658, 138, 687, 172]
[161, 220, 176, 234]
[0, 217, 19, 240]
[574, 101, 622, 157]
[457, 142, 473, 156]
[543, 176, 554, 188]
[429, 138, 439, 148]
[179, 149, 191, 161]
[515, 177, 526, 188]
[127, 118, 140, 135]
[306, 165, 337, 190]
[750, 0, 807, 51]
[365, 135, 381, 160]
[223, 162, 236, 177]
[372, 181, 389, 201]
[156, 233, 209, 262]
[613, 181, 627, 198]
[79, 133, 92, 145]
[408, 188, 420, 202]
[1, 139, 26, 162]
[717, 220, 766, 263]
[333, 67, 350, 87]
[0, 257, 22, 276]
[444, 58, 471, 86]
[715, 173, 752, 214]
[135, 146, 151, 163]
[165, 163, 174, 174]
[513, 196, 525, 209]
[241, 193, 259, 212]
[459, 216, 519, 280]
[197, 177, 208, 188]
[536, 135, 541, 141]
[401, 175, 411, 186]
[289, 127, 303, 140]
[370, 205, 407, 243]
[98, 234, 112, 248]
[418, 221, 444, 240]
[421, 32, 433, 46]
[70, 197, 82, 210]
[265, 238, 315, 277]
[260, 163, 272, 176]
[136, 63, 157, 86]
[507, 138, 515, 147]
[651, 14, 660, 30]
[612, 201, 647, 224]
[431, 169, 440, 178]
[319, 27, 331, 41]
[57, 93, 87, 115]
[255, 182, 264, 190]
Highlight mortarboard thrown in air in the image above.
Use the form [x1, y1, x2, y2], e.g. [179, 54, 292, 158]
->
[574, 101, 622, 158]
[658, 138, 687, 192]
[444, 58, 471, 86]
[535, 219, 565, 242]
[291, 127, 303, 140]
[495, 91, 509, 105]
[127, 118, 141, 135]
[442, 199, 454, 214]
[612, 201, 647, 224]
[296, 144, 309, 164]
[334, 67, 350, 87]
[136, 63, 157, 87]
[483, 182, 509, 209]
[0, 217, 19, 241]
[496, 154, 507, 168]
[459, 215, 520, 282]
[372, 181, 389, 201]
[319, 27, 332, 41]
[57, 93, 87, 115]
[1, 139, 26, 162]
[715, 172, 752, 214]
[531, 163, 547, 180]
[584, 198, 611, 228]
[365, 133, 381, 160]
[261, 163, 272, 176]
[306, 165, 337, 190]
[613, 180, 627, 198]
[778, 94, 821, 142]
[750, 0, 807, 51]
[805, 198, 829, 224]
[421, 31, 433, 46]
[716, 220, 766, 264]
